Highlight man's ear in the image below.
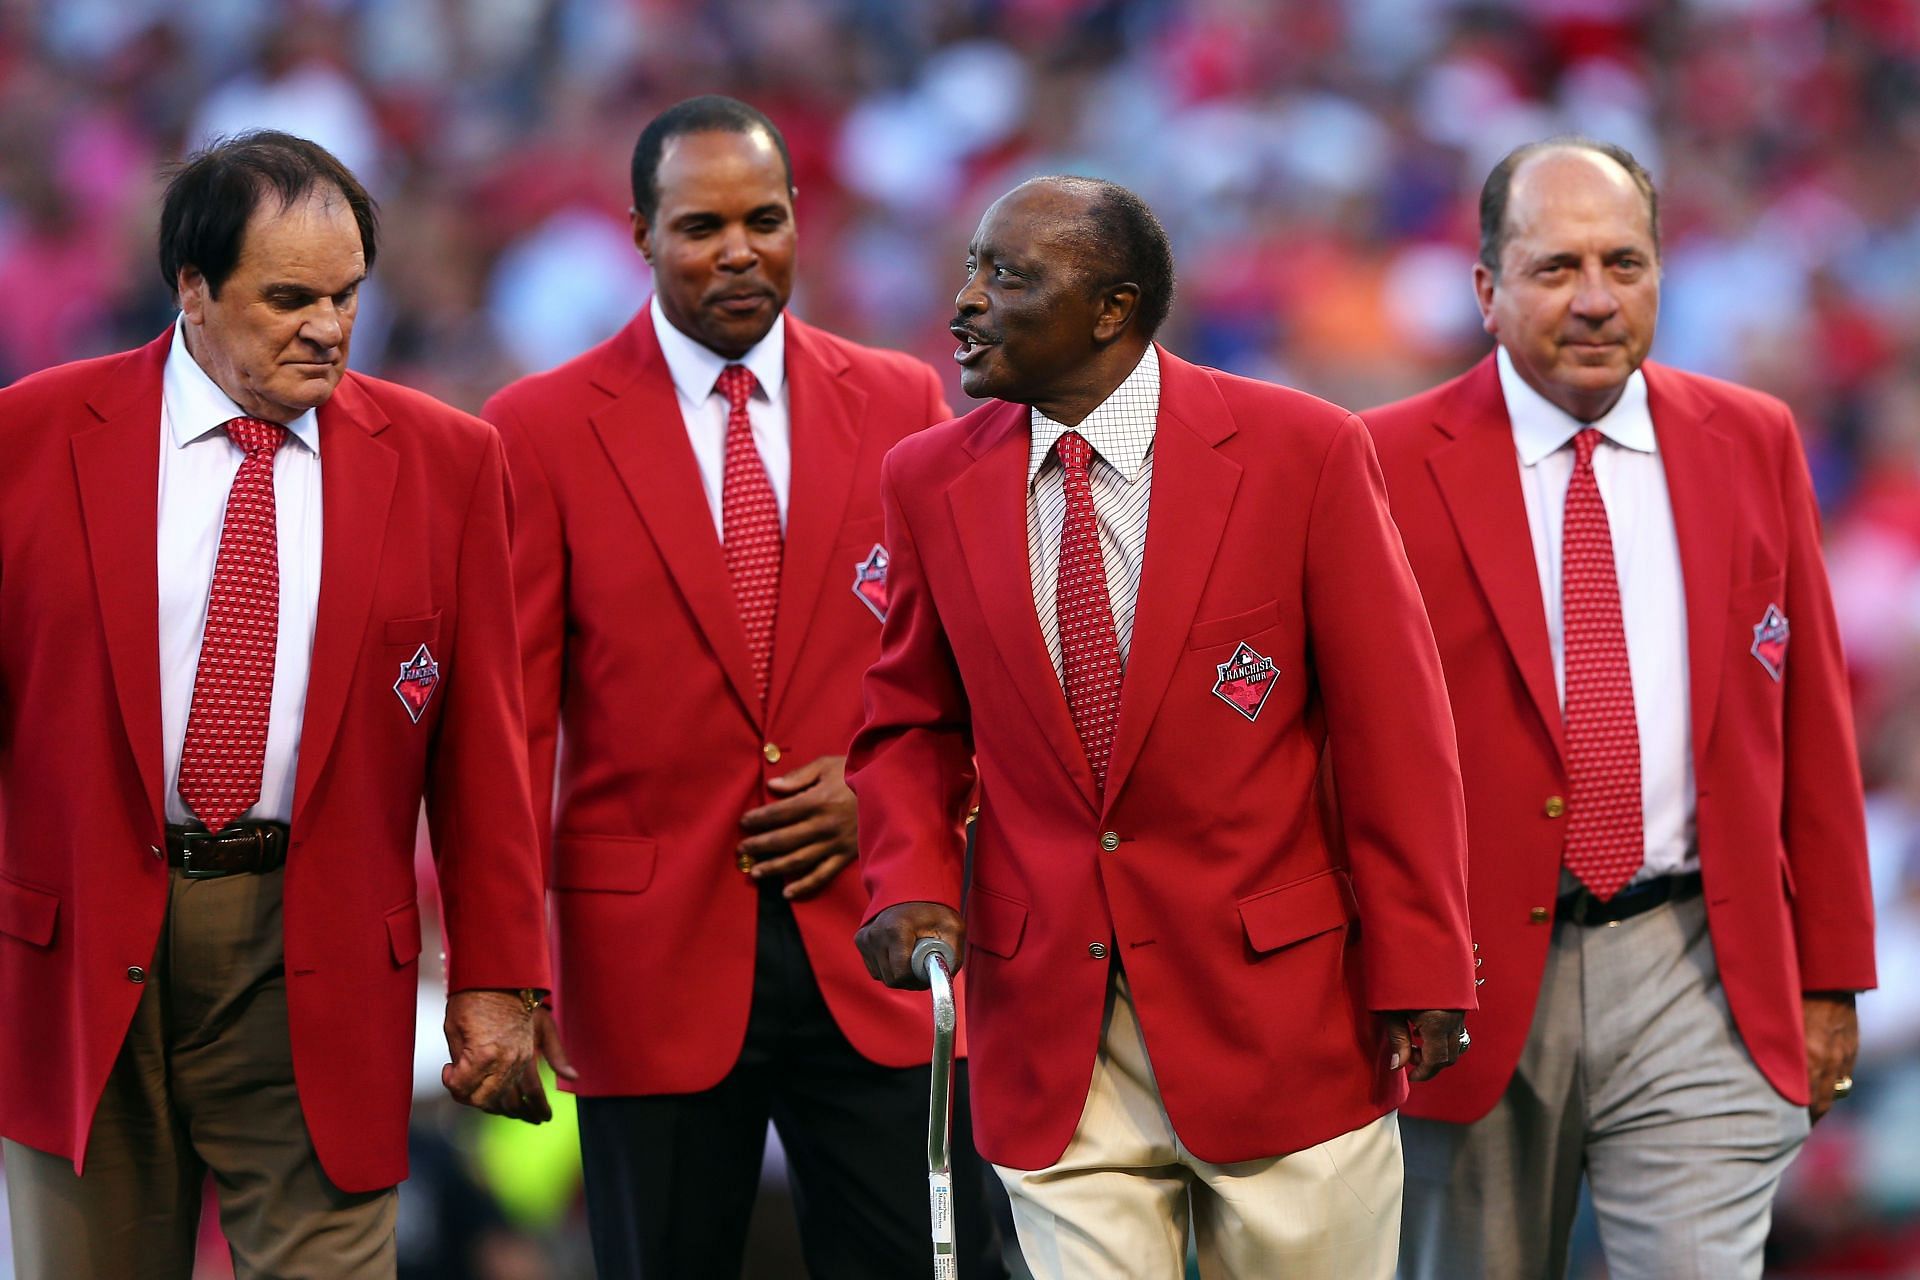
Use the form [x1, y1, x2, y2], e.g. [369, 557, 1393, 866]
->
[1093, 282, 1141, 344]
[630, 208, 653, 264]
[1472, 261, 1499, 338]
[178, 266, 209, 325]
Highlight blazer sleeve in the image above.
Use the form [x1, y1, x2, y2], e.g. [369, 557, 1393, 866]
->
[424, 430, 551, 993]
[1774, 406, 1877, 991]
[1304, 414, 1477, 1012]
[485, 395, 566, 882]
[847, 450, 976, 919]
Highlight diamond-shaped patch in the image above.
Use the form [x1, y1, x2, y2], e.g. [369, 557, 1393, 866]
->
[1212, 641, 1278, 721]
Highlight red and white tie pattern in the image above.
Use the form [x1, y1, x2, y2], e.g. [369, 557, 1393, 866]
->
[178, 416, 287, 833]
[1561, 427, 1644, 900]
[717, 364, 782, 707]
[1055, 431, 1125, 797]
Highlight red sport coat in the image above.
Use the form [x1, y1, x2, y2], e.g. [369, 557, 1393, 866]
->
[1365, 354, 1878, 1123]
[0, 331, 550, 1193]
[849, 346, 1478, 1171]
[484, 308, 958, 1095]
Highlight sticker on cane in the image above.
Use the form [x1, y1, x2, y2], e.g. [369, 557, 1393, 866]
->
[852, 543, 890, 622]
[1750, 603, 1789, 682]
[929, 1171, 956, 1275]
[393, 644, 440, 723]
[1212, 641, 1279, 721]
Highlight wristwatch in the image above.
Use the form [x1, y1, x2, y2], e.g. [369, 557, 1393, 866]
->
[516, 987, 546, 1015]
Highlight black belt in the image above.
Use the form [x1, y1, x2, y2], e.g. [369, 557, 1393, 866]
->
[1557, 870, 1702, 926]
[164, 822, 290, 878]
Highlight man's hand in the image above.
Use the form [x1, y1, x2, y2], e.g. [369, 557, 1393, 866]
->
[444, 990, 570, 1123]
[1377, 1009, 1468, 1083]
[1804, 992, 1859, 1123]
[739, 755, 857, 900]
[856, 901, 965, 989]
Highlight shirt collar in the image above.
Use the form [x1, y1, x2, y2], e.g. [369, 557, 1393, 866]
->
[1027, 345, 1160, 489]
[162, 315, 321, 454]
[1497, 344, 1655, 467]
[650, 294, 787, 406]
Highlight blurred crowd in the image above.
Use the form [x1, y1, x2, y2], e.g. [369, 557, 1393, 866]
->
[2, 0, 1919, 1275]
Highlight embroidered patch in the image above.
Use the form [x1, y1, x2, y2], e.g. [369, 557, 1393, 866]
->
[393, 644, 441, 723]
[852, 543, 889, 622]
[1750, 603, 1789, 682]
[1212, 641, 1279, 721]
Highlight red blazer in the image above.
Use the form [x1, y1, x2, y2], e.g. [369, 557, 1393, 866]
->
[0, 331, 550, 1193]
[1365, 354, 1877, 1124]
[484, 309, 957, 1096]
[849, 346, 1477, 1171]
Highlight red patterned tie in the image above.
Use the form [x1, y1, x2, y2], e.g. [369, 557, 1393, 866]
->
[178, 416, 287, 833]
[716, 365, 782, 707]
[1055, 431, 1124, 797]
[1561, 427, 1644, 899]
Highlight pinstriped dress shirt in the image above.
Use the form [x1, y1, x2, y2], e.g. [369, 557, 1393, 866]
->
[1026, 346, 1159, 684]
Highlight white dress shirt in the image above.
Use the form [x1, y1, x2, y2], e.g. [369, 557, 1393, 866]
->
[1498, 345, 1696, 882]
[158, 317, 323, 826]
[651, 295, 791, 535]
[1027, 346, 1159, 684]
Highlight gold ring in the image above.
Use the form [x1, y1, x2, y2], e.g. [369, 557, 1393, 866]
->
[1832, 1075, 1853, 1100]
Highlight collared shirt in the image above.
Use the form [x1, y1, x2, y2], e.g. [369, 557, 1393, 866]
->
[1498, 345, 1696, 883]
[1027, 346, 1159, 684]
[651, 294, 791, 535]
[158, 316, 323, 826]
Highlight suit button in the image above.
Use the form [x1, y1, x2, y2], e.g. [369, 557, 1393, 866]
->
[1100, 832, 1120, 852]
[1087, 942, 1108, 960]
[1543, 795, 1566, 819]
[762, 742, 782, 764]
[1530, 907, 1550, 924]
[126, 966, 146, 984]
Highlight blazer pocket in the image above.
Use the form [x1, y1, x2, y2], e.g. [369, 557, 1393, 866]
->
[384, 612, 442, 647]
[552, 834, 658, 894]
[1238, 868, 1355, 954]
[1188, 599, 1283, 651]
[966, 884, 1029, 959]
[836, 516, 885, 547]
[0, 875, 58, 948]
[385, 900, 422, 967]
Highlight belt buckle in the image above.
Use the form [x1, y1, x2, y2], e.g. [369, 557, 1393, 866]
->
[177, 829, 230, 879]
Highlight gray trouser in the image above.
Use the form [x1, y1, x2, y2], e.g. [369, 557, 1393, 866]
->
[1400, 891, 1809, 1280]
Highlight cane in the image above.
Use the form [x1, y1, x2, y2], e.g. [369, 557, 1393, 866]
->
[910, 936, 960, 1279]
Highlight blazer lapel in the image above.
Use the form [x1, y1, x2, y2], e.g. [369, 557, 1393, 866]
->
[1102, 350, 1240, 811]
[947, 402, 1100, 812]
[73, 334, 171, 836]
[765, 319, 863, 724]
[1645, 363, 1731, 770]
[1426, 356, 1568, 766]
[293, 376, 398, 830]
[588, 312, 762, 726]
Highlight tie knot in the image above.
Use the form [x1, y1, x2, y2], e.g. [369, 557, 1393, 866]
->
[716, 365, 758, 415]
[1572, 427, 1603, 468]
[225, 416, 287, 457]
[1056, 430, 1093, 472]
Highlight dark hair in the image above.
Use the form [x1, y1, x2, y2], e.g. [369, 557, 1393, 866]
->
[1479, 137, 1659, 274]
[158, 130, 378, 297]
[630, 95, 795, 221]
[1039, 176, 1177, 339]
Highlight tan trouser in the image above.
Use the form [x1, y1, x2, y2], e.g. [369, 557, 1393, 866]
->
[996, 971, 1401, 1280]
[4, 868, 395, 1280]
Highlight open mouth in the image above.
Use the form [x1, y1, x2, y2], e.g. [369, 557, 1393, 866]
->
[952, 329, 996, 366]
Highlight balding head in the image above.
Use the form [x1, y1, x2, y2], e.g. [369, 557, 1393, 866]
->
[1480, 138, 1658, 277]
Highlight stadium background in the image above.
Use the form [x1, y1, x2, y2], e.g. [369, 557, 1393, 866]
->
[1, 0, 1917, 1275]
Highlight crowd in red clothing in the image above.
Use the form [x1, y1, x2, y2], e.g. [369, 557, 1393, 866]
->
[2, 1, 1917, 1274]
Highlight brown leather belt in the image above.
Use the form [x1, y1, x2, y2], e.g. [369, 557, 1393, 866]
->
[1557, 870, 1702, 927]
[164, 822, 290, 878]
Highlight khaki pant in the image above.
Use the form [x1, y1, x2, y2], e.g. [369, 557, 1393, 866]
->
[996, 971, 1401, 1280]
[4, 868, 395, 1280]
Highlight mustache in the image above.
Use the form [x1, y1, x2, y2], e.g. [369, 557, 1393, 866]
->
[949, 319, 999, 344]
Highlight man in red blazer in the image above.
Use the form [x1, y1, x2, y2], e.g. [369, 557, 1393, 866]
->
[852, 175, 1476, 1279]
[484, 97, 1002, 1279]
[0, 133, 551, 1279]
[1366, 139, 1877, 1279]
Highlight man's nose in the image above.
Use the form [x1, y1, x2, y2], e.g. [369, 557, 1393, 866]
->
[717, 225, 757, 271]
[955, 276, 987, 315]
[303, 301, 345, 348]
[1570, 267, 1619, 321]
